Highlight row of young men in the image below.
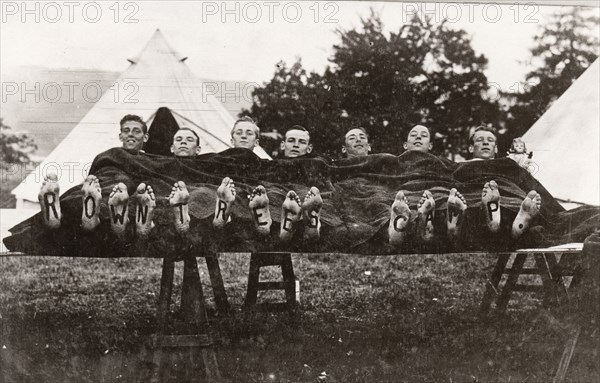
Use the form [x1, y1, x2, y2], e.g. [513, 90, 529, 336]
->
[38, 114, 541, 249]
[120, 113, 498, 161]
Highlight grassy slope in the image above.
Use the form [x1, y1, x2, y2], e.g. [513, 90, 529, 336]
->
[0, 254, 597, 382]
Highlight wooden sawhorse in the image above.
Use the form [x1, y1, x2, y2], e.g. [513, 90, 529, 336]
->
[151, 253, 228, 382]
[244, 252, 297, 311]
[479, 244, 583, 317]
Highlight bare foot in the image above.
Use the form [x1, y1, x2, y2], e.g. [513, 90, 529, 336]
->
[388, 191, 411, 248]
[417, 190, 435, 242]
[482, 181, 501, 232]
[213, 177, 236, 228]
[447, 188, 467, 238]
[280, 190, 302, 243]
[38, 173, 61, 230]
[248, 185, 272, 235]
[302, 186, 322, 241]
[81, 175, 101, 231]
[512, 190, 541, 238]
[108, 183, 129, 235]
[169, 181, 190, 233]
[134, 183, 156, 236]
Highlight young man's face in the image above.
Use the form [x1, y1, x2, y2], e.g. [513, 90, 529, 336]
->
[231, 121, 259, 149]
[343, 128, 371, 158]
[281, 129, 312, 158]
[171, 129, 201, 157]
[470, 130, 498, 159]
[404, 125, 432, 153]
[119, 120, 148, 152]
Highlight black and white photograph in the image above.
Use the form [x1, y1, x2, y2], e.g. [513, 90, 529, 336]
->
[1, 0, 599, 381]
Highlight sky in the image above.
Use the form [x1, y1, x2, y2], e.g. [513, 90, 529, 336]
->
[1, 1, 599, 92]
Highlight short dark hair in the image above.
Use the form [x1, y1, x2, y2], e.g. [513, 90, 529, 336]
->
[174, 128, 200, 146]
[469, 125, 497, 145]
[120, 114, 147, 134]
[345, 127, 369, 140]
[407, 124, 434, 139]
[232, 116, 260, 136]
[284, 125, 310, 140]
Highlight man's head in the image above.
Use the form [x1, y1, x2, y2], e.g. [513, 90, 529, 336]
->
[342, 127, 371, 158]
[281, 125, 312, 158]
[403, 125, 432, 153]
[231, 116, 260, 150]
[171, 128, 201, 157]
[469, 125, 498, 160]
[119, 114, 148, 152]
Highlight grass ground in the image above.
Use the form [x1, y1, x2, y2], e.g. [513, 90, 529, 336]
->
[0, 253, 598, 382]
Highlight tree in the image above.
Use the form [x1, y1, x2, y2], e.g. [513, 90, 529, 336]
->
[241, 60, 345, 158]
[508, 7, 599, 137]
[329, 13, 503, 158]
[1, 118, 37, 166]
[243, 12, 504, 158]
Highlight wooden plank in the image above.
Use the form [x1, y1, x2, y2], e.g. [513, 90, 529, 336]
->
[157, 258, 175, 330]
[553, 326, 582, 383]
[536, 252, 573, 306]
[504, 268, 541, 275]
[252, 252, 292, 266]
[556, 252, 583, 289]
[181, 256, 200, 318]
[201, 347, 223, 382]
[496, 253, 528, 314]
[180, 256, 208, 326]
[244, 253, 261, 306]
[1, 248, 583, 259]
[204, 254, 230, 313]
[535, 253, 559, 306]
[479, 253, 510, 317]
[281, 254, 296, 305]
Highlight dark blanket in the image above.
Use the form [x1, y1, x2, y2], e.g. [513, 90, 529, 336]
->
[5, 148, 599, 258]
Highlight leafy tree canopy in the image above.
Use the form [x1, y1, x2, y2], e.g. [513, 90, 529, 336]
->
[1, 118, 37, 166]
[508, 7, 599, 137]
[243, 12, 503, 159]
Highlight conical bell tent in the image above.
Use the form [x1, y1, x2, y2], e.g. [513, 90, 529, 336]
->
[12, 29, 271, 209]
[522, 59, 599, 207]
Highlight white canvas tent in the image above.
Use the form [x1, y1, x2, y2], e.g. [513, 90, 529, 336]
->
[522, 58, 600, 207]
[12, 29, 270, 209]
